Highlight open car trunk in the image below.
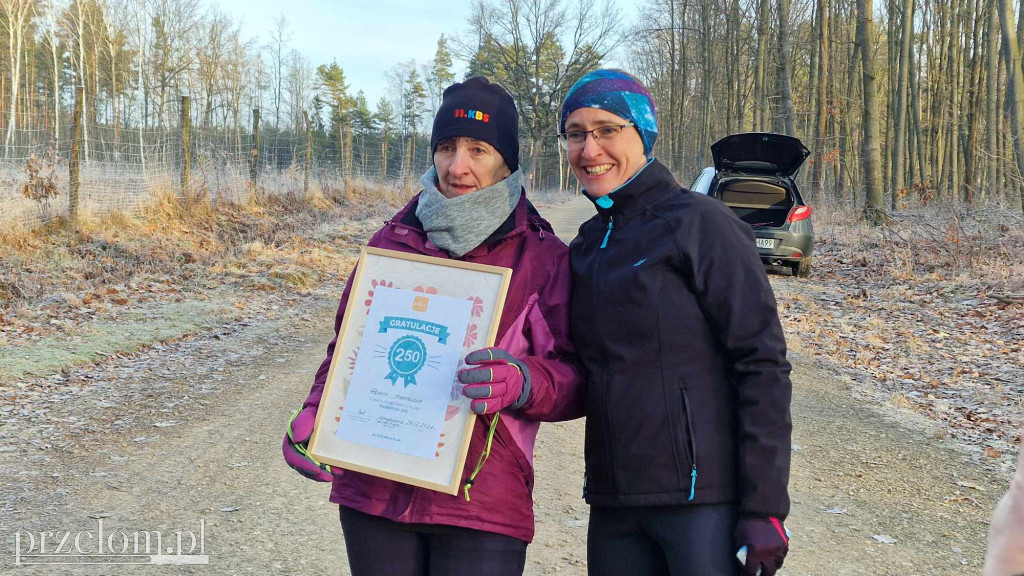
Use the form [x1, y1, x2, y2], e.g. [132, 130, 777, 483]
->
[714, 178, 795, 227]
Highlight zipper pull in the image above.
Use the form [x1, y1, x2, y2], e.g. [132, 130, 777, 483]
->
[600, 217, 613, 249]
[688, 466, 697, 501]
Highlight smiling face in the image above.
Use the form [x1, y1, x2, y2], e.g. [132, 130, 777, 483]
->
[565, 107, 647, 198]
[433, 137, 511, 198]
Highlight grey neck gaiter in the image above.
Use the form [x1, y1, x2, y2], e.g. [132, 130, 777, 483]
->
[415, 167, 523, 257]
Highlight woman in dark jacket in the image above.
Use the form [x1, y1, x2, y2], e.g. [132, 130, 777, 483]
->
[561, 69, 793, 576]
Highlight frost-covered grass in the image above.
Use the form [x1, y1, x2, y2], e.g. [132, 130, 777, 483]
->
[0, 179, 412, 382]
[0, 299, 230, 383]
[814, 198, 1024, 293]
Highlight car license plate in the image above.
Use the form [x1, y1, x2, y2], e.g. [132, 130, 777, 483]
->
[756, 238, 775, 249]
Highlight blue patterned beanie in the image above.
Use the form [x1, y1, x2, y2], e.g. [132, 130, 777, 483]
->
[560, 69, 658, 156]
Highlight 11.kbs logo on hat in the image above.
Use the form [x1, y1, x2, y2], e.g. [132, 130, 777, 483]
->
[454, 109, 490, 123]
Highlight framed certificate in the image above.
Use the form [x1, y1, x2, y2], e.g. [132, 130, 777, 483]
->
[307, 246, 513, 494]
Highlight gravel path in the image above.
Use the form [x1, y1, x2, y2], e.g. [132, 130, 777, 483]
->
[0, 196, 1008, 575]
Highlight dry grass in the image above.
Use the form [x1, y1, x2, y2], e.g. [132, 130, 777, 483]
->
[0, 179, 411, 335]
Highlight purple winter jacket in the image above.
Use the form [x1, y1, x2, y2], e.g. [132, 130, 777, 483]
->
[303, 192, 585, 542]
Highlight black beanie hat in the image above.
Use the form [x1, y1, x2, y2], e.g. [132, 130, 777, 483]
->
[430, 77, 519, 172]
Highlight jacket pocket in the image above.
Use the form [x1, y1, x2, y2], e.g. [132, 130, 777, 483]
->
[679, 386, 698, 501]
[584, 376, 616, 496]
[492, 420, 531, 491]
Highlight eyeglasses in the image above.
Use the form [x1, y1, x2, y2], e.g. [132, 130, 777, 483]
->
[557, 122, 635, 150]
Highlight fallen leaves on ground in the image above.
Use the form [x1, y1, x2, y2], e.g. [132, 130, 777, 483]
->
[774, 204, 1023, 463]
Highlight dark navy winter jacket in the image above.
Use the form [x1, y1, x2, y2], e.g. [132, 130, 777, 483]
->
[569, 159, 793, 519]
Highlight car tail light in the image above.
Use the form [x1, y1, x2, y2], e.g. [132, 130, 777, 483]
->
[787, 205, 811, 223]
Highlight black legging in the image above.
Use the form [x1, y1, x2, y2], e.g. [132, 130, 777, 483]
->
[588, 503, 739, 576]
[339, 506, 528, 576]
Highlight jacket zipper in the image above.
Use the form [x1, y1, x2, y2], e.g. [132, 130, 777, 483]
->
[599, 216, 613, 249]
[681, 388, 698, 501]
[589, 220, 616, 494]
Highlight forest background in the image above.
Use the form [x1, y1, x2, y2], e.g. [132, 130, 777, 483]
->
[0, 0, 1023, 227]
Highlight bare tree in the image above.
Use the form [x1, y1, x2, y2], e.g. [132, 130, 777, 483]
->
[148, 0, 201, 130]
[40, 0, 62, 142]
[285, 49, 314, 133]
[998, 0, 1024, 212]
[69, 0, 90, 159]
[196, 7, 232, 129]
[890, 0, 914, 207]
[266, 15, 289, 131]
[1, 0, 34, 156]
[985, 0, 999, 199]
[777, 0, 796, 135]
[857, 0, 885, 222]
[465, 0, 623, 188]
[810, 0, 830, 200]
[754, 0, 771, 131]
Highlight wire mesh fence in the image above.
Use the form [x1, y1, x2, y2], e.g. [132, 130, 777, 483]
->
[0, 113, 438, 229]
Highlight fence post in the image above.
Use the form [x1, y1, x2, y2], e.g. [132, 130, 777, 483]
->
[345, 124, 354, 188]
[303, 111, 312, 196]
[69, 86, 83, 228]
[381, 127, 388, 181]
[250, 108, 261, 194]
[180, 95, 191, 200]
[404, 137, 413, 188]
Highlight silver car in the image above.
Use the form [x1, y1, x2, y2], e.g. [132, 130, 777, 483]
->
[688, 133, 815, 277]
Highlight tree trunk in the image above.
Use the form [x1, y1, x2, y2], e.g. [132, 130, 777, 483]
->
[76, 0, 89, 162]
[49, 7, 59, 142]
[857, 0, 885, 222]
[726, 0, 739, 134]
[810, 0, 830, 201]
[732, 0, 745, 131]
[806, 7, 818, 152]
[962, 0, 985, 203]
[998, 0, 1024, 213]
[838, 28, 861, 204]
[698, 0, 713, 167]
[4, 3, 21, 158]
[945, 0, 962, 200]
[986, 0, 1000, 199]
[754, 0, 770, 130]
[912, 11, 928, 188]
[930, 2, 946, 193]
[777, 0, 796, 136]
[668, 0, 678, 169]
[883, 0, 897, 193]
[891, 0, 915, 209]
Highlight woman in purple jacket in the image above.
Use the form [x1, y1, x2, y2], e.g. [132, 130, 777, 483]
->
[282, 77, 584, 576]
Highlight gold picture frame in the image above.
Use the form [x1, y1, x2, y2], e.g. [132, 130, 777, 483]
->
[308, 247, 512, 494]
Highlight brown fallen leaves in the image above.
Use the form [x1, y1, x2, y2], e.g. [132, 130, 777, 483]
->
[774, 203, 1023, 460]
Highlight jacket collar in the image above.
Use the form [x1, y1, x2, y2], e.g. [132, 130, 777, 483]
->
[388, 192, 548, 257]
[584, 159, 680, 219]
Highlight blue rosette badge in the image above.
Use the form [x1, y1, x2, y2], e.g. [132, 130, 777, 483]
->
[385, 335, 428, 388]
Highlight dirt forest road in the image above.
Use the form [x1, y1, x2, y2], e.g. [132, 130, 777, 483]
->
[0, 196, 1011, 575]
